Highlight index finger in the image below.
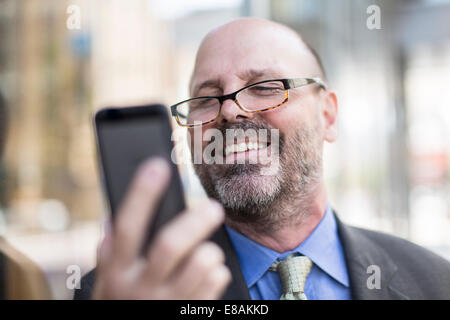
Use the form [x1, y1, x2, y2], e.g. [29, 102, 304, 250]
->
[112, 158, 171, 267]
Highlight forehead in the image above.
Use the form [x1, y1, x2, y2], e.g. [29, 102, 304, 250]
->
[191, 23, 318, 93]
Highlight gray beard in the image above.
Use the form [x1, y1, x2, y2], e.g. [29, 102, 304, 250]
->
[193, 120, 323, 234]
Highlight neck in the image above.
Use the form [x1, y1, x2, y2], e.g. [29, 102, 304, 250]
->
[225, 179, 328, 253]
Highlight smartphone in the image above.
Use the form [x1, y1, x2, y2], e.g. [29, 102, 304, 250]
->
[94, 104, 185, 253]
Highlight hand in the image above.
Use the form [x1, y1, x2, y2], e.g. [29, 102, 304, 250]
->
[93, 158, 231, 299]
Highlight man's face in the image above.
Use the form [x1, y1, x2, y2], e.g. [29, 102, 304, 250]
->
[187, 20, 337, 226]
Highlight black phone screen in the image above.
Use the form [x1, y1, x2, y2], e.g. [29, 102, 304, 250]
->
[94, 105, 185, 251]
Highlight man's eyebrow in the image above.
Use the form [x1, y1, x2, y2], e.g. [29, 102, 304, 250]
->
[237, 68, 283, 82]
[192, 68, 283, 96]
[192, 79, 221, 97]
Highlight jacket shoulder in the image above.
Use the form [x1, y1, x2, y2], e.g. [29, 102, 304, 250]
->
[352, 226, 450, 268]
[348, 225, 450, 298]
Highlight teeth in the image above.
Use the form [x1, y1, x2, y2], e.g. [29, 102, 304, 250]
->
[225, 142, 267, 156]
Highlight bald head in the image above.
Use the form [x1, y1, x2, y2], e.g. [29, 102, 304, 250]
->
[190, 18, 326, 95]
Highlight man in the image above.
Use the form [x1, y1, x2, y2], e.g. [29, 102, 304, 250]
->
[75, 18, 450, 300]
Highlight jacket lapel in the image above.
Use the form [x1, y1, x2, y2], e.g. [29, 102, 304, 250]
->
[210, 226, 251, 300]
[335, 214, 409, 300]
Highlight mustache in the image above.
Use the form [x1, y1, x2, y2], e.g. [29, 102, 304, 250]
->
[201, 120, 285, 160]
[217, 120, 271, 135]
[208, 120, 279, 145]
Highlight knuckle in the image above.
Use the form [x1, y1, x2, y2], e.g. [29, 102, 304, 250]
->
[191, 253, 211, 273]
[206, 265, 231, 288]
[198, 242, 225, 263]
[153, 231, 182, 258]
[188, 243, 224, 273]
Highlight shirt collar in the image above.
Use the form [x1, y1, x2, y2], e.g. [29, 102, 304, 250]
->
[225, 204, 350, 288]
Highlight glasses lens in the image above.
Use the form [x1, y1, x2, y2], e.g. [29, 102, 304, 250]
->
[237, 80, 286, 111]
[176, 97, 220, 126]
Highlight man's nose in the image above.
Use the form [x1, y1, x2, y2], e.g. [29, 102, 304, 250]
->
[218, 98, 254, 124]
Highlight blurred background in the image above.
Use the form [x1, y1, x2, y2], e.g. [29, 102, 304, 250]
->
[0, 0, 449, 299]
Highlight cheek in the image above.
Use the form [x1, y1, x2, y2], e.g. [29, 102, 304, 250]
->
[261, 98, 318, 137]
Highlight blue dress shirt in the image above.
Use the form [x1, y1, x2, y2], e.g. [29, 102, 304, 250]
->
[225, 204, 352, 300]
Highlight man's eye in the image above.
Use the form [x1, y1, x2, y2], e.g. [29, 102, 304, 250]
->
[250, 86, 283, 93]
[190, 98, 215, 109]
[257, 86, 281, 90]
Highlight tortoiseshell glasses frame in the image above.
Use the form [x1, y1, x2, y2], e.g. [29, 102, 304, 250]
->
[170, 77, 327, 127]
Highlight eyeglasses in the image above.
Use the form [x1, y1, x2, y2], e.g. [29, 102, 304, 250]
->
[170, 77, 327, 127]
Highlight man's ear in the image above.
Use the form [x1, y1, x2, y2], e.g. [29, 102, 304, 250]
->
[321, 90, 338, 143]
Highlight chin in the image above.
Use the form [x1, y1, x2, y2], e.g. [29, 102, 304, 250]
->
[213, 167, 281, 211]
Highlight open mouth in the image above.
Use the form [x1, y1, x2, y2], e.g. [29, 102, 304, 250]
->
[224, 141, 269, 156]
[222, 139, 272, 162]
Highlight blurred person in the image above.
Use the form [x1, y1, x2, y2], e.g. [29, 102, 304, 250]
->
[76, 18, 450, 300]
[0, 90, 52, 299]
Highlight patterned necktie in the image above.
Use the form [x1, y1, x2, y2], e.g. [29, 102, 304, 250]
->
[270, 253, 313, 300]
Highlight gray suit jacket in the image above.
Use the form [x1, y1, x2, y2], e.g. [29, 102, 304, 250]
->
[74, 213, 450, 300]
